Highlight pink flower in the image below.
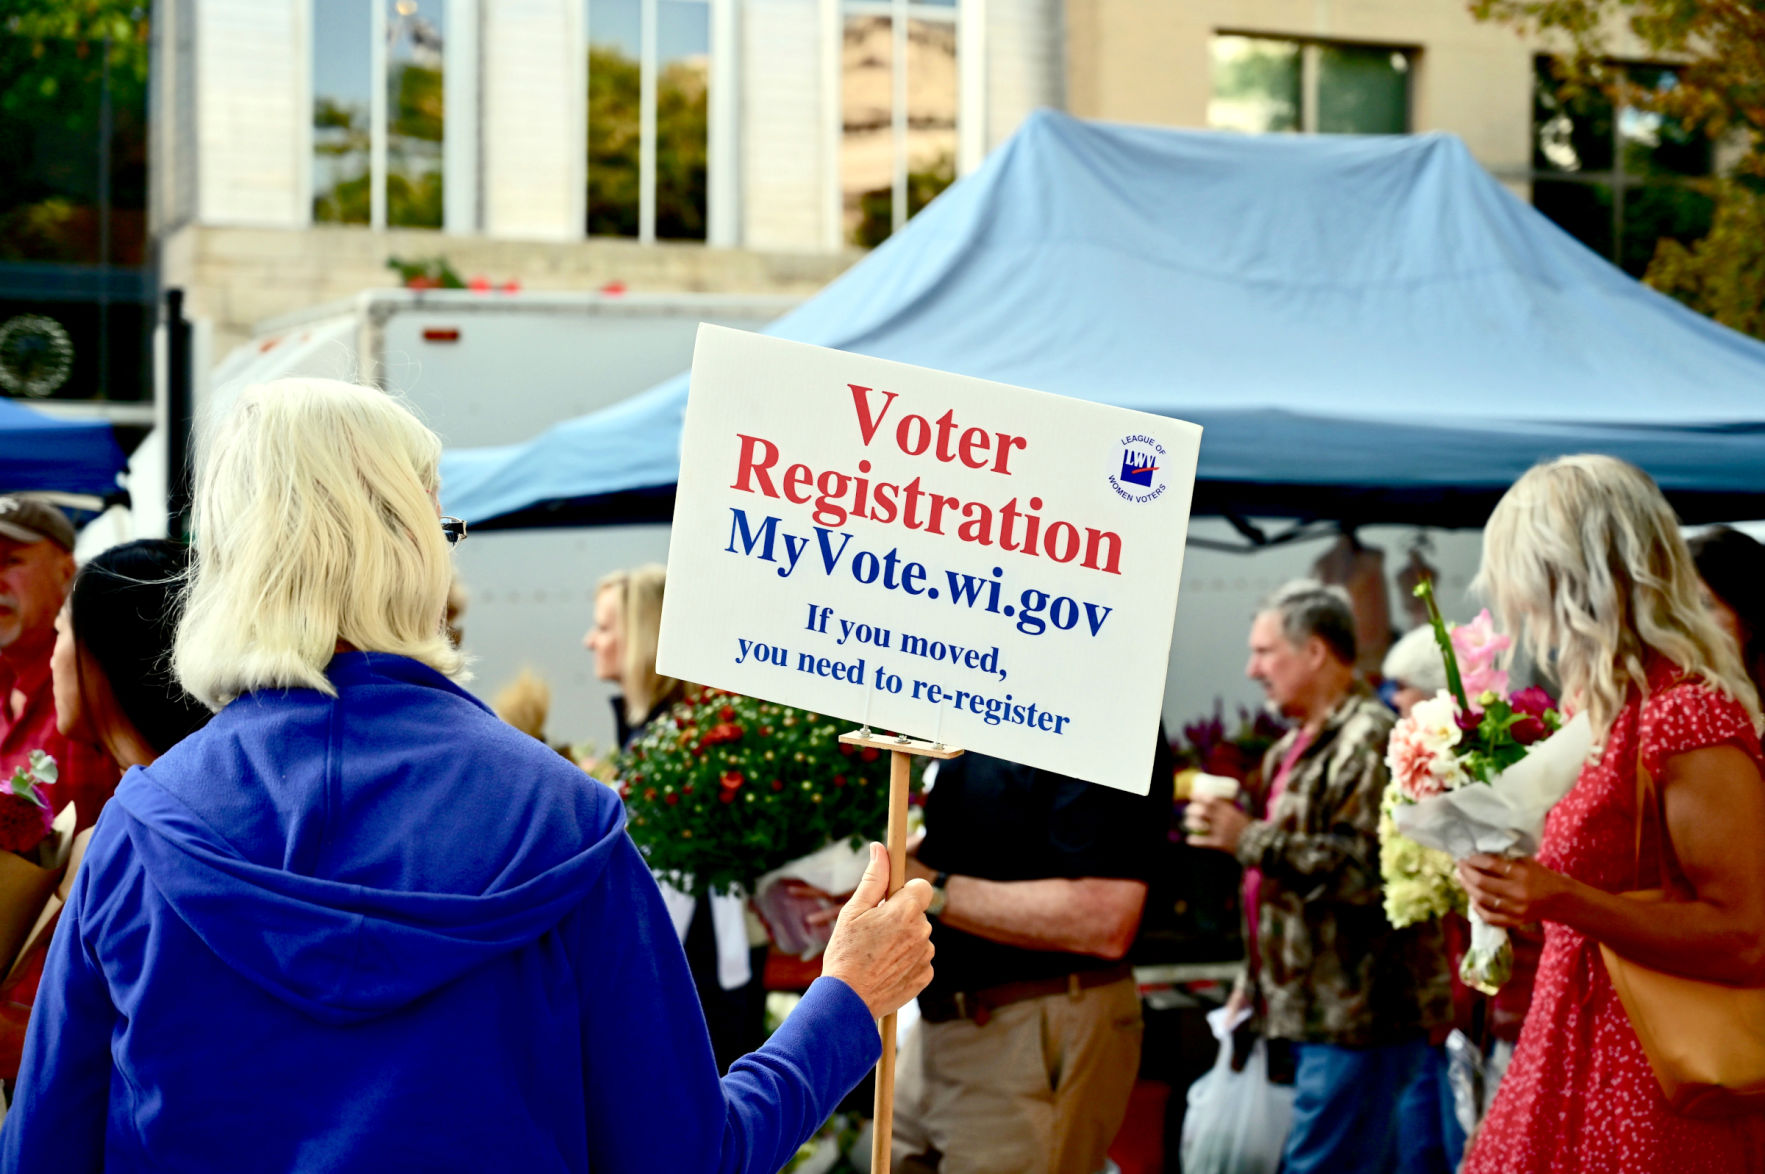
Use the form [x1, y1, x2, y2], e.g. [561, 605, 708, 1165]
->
[1387, 723, 1447, 801]
[1452, 610, 1512, 698]
[1462, 663, 1510, 699]
[1385, 700, 1470, 802]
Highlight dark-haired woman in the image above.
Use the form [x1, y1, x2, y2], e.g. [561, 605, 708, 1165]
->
[1, 539, 210, 1081]
[50, 540, 211, 772]
[1689, 525, 1765, 701]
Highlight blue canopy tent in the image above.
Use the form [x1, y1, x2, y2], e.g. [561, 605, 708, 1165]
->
[0, 397, 127, 500]
[441, 110, 1765, 537]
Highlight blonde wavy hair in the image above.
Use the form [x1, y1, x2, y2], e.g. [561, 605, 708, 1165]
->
[1476, 454, 1761, 744]
[175, 378, 465, 709]
[597, 564, 686, 725]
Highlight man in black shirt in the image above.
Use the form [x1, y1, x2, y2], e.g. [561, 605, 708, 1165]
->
[890, 730, 1174, 1174]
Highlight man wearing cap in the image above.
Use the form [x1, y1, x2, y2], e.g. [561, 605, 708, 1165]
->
[0, 497, 118, 838]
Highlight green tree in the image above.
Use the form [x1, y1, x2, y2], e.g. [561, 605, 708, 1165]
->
[312, 97, 370, 224]
[1472, 0, 1765, 338]
[853, 154, 955, 248]
[584, 45, 708, 239]
[586, 45, 641, 237]
[387, 62, 444, 228]
[313, 62, 445, 229]
[0, 1, 150, 264]
[656, 58, 708, 240]
[1647, 181, 1765, 340]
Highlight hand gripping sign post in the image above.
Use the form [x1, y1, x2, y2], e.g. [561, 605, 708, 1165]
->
[657, 326, 1199, 1168]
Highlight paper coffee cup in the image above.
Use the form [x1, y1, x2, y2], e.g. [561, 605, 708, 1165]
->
[1190, 773, 1241, 803]
[1184, 773, 1241, 838]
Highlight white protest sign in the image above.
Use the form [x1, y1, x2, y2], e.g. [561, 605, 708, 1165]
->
[656, 326, 1200, 793]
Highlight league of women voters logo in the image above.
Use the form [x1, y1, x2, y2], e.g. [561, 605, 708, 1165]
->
[1107, 434, 1168, 504]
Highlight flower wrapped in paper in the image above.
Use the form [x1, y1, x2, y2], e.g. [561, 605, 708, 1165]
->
[1381, 584, 1590, 992]
[1391, 709, 1590, 991]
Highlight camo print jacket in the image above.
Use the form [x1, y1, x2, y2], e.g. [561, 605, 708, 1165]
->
[1234, 684, 1451, 1047]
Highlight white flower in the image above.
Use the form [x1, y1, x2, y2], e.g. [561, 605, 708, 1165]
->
[1386, 691, 1471, 801]
[1409, 690, 1463, 758]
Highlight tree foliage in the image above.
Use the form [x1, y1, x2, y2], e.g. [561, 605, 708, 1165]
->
[1647, 179, 1765, 338]
[1471, 0, 1765, 337]
[585, 45, 708, 239]
[0, 0, 149, 263]
[311, 63, 445, 228]
[853, 153, 955, 248]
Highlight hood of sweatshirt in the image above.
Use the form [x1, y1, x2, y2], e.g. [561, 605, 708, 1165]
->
[111, 652, 621, 1026]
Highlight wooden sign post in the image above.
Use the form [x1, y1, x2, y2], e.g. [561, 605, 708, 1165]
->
[839, 728, 961, 1174]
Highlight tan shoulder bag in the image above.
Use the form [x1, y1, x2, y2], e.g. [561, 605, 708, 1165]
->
[1597, 753, 1765, 1118]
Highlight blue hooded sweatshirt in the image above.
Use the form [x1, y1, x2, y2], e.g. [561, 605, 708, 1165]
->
[0, 653, 880, 1173]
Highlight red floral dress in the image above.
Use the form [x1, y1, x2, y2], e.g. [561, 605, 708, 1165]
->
[1465, 667, 1765, 1173]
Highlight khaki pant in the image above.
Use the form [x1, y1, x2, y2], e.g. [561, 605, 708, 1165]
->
[891, 977, 1143, 1174]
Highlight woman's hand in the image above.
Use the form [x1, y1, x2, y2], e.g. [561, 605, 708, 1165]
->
[820, 843, 935, 1019]
[1456, 853, 1570, 928]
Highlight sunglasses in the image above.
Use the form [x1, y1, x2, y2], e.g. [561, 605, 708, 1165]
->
[441, 516, 468, 546]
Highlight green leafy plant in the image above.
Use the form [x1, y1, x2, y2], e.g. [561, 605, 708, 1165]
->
[1472, 0, 1765, 339]
[8, 749, 56, 810]
[616, 689, 912, 898]
[386, 255, 464, 290]
[0, 749, 58, 857]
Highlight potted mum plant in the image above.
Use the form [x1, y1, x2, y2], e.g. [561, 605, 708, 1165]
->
[615, 689, 914, 951]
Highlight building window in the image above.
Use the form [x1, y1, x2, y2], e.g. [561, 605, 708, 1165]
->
[586, 0, 709, 242]
[312, 0, 372, 225]
[1208, 35, 1412, 136]
[0, 18, 153, 405]
[0, 25, 150, 266]
[1530, 58, 1713, 277]
[840, 0, 959, 248]
[387, 0, 446, 228]
[312, 0, 446, 228]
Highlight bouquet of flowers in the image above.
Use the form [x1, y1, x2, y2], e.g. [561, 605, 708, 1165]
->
[0, 751, 56, 858]
[1172, 701, 1287, 784]
[1382, 582, 1591, 992]
[615, 689, 907, 900]
[0, 751, 73, 976]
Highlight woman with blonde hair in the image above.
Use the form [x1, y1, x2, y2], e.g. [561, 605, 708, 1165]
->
[585, 563, 686, 748]
[1, 378, 936, 1173]
[1457, 455, 1765, 1172]
[1688, 525, 1765, 701]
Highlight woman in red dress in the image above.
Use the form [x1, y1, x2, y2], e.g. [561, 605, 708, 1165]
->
[1458, 455, 1765, 1173]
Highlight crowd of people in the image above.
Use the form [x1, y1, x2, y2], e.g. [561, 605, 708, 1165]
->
[1187, 458, 1765, 1174]
[0, 379, 935, 1173]
[0, 377, 1755, 1174]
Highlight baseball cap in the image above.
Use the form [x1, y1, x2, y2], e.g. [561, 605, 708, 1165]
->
[0, 497, 75, 551]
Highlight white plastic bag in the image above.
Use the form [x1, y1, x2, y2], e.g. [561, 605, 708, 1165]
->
[1179, 1033, 1295, 1174]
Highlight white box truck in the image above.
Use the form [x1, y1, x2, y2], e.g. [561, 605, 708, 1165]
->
[151, 290, 793, 760]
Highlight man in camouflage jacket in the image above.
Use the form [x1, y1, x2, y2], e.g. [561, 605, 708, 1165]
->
[1189, 580, 1450, 1174]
